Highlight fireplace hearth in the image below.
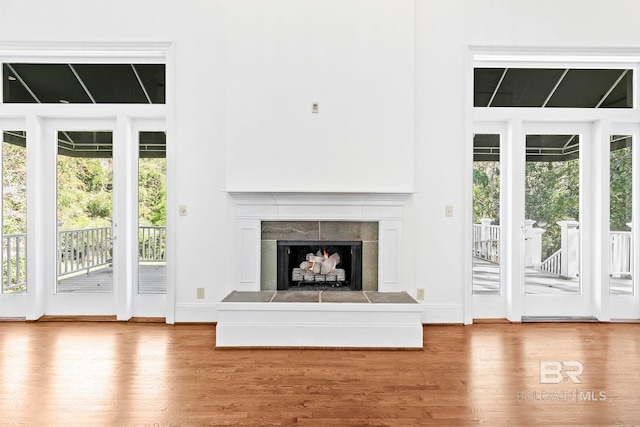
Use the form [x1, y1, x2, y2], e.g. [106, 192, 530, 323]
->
[277, 240, 362, 291]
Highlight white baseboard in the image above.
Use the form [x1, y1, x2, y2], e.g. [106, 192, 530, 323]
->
[175, 303, 219, 323]
[420, 303, 464, 323]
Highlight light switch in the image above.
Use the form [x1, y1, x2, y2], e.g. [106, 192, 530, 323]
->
[312, 102, 319, 113]
[179, 205, 188, 216]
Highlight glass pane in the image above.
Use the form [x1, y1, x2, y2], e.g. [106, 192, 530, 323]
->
[474, 68, 633, 108]
[2, 131, 27, 294]
[138, 132, 166, 294]
[3, 63, 166, 104]
[610, 135, 633, 295]
[525, 135, 580, 295]
[56, 131, 113, 294]
[473, 134, 501, 294]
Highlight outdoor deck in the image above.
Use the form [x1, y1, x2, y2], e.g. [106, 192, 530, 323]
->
[57, 264, 166, 294]
[473, 258, 632, 295]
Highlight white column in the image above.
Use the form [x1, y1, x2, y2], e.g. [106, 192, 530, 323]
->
[558, 220, 580, 278]
[523, 219, 544, 268]
[480, 218, 492, 241]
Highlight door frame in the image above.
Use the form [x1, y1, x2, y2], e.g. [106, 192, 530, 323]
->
[468, 47, 640, 322]
[0, 41, 173, 321]
[472, 120, 599, 319]
[44, 117, 119, 316]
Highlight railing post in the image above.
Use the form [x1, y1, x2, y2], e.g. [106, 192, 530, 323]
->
[558, 220, 580, 278]
[480, 218, 492, 241]
[523, 219, 544, 268]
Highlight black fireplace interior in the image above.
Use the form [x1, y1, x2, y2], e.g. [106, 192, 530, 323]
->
[277, 240, 362, 291]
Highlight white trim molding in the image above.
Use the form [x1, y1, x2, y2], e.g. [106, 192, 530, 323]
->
[227, 192, 412, 294]
[0, 41, 172, 64]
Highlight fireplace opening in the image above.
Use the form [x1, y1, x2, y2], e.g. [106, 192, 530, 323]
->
[277, 240, 362, 291]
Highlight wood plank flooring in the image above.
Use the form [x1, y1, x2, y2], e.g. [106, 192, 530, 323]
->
[1, 322, 639, 425]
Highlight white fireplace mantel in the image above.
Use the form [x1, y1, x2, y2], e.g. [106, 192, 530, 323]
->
[227, 192, 412, 293]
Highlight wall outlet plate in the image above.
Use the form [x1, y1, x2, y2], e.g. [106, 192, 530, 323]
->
[197, 287, 205, 299]
[445, 205, 453, 217]
[416, 288, 425, 300]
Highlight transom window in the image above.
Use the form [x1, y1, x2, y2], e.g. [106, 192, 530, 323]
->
[474, 68, 633, 108]
[2, 63, 165, 104]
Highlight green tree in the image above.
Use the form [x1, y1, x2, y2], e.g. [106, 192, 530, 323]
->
[525, 158, 580, 259]
[138, 158, 166, 226]
[473, 161, 500, 224]
[610, 146, 632, 232]
[2, 143, 27, 234]
[56, 156, 113, 230]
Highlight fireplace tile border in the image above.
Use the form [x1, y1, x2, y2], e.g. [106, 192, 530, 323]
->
[261, 221, 378, 291]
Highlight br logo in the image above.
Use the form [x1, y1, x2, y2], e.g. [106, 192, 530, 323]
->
[540, 361, 584, 384]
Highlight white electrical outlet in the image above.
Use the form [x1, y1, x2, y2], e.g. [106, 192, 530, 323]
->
[416, 288, 425, 300]
[197, 287, 205, 299]
[312, 102, 319, 113]
[445, 205, 453, 217]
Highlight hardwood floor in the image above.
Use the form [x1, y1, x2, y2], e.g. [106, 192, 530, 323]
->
[1, 322, 639, 426]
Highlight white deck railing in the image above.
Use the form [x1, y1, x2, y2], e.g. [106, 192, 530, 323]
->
[2, 225, 166, 293]
[473, 221, 633, 277]
[139, 225, 166, 262]
[472, 221, 500, 263]
[539, 249, 562, 275]
[58, 226, 113, 278]
[2, 233, 27, 292]
[58, 225, 167, 277]
[611, 231, 632, 277]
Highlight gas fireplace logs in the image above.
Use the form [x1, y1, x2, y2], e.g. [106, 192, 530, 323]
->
[292, 250, 345, 284]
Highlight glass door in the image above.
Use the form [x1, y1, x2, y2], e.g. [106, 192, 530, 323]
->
[133, 127, 167, 318]
[522, 122, 592, 318]
[56, 130, 114, 296]
[45, 119, 117, 316]
[472, 133, 502, 296]
[0, 128, 28, 318]
[471, 124, 506, 319]
[609, 124, 639, 319]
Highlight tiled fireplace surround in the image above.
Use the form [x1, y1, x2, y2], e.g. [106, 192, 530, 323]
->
[260, 220, 379, 291]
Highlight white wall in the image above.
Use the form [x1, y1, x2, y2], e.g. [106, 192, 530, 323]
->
[225, 0, 415, 193]
[1, 0, 639, 322]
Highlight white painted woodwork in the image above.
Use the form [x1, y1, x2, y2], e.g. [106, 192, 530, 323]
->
[216, 301, 423, 348]
[228, 192, 410, 295]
